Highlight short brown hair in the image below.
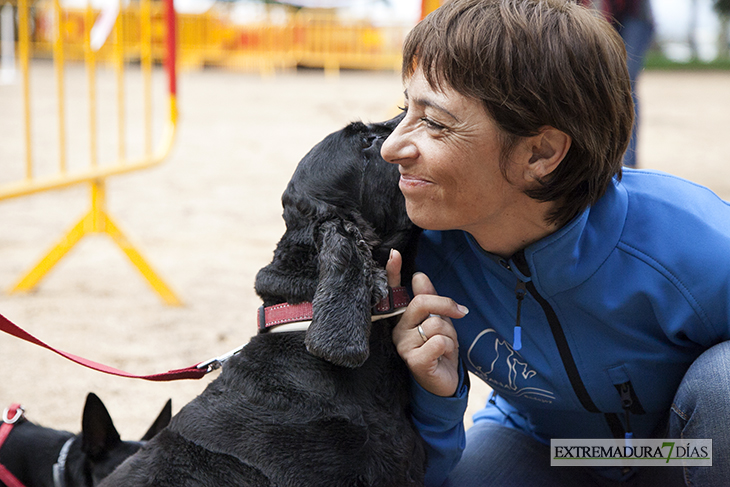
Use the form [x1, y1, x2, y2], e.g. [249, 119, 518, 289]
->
[402, 0, 634, 225]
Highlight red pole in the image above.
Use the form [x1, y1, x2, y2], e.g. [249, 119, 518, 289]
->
[165, 0, 177, 105]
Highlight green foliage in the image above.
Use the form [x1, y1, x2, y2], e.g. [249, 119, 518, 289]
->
[644, 50, 730, 70]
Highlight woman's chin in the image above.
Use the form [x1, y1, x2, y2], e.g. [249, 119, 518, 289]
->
[406, 205, 451, 232]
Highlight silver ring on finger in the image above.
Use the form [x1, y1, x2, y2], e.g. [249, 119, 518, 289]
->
[417, 324, 428, 343]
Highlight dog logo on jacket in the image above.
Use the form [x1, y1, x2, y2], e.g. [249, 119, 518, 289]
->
[467, 329, 556, 403]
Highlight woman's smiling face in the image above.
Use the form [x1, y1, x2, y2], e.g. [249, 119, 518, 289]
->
[381, 68, 530, 239]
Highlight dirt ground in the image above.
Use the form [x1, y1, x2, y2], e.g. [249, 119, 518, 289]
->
[1, 65, 730, 442]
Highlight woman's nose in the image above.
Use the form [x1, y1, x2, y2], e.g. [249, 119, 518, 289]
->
[381, 124, 418, 165]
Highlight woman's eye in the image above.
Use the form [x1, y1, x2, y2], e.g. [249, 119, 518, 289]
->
[397, 105, 408, 113]
[421, 117, 446, 131]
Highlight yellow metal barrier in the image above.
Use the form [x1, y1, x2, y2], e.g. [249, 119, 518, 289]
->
[181, 8, 408, 73]
[290, 11, 404, 74]
[27, 2, 410, 74]
[1, 0, 181, 305]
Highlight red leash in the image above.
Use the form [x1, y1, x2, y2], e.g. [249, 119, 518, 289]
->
[0, 314, 207, 381]
[0, 287, 410, 382]
[0, 404, 26, 487]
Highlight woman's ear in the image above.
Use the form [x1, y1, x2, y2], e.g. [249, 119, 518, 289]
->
[524, 127, 571, 181]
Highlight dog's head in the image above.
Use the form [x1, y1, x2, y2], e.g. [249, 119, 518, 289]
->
[254, 113, 420, 368]
[70, 393, 172, 485]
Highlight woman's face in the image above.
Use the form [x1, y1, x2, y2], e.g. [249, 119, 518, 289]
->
[381, 68, 531, 238]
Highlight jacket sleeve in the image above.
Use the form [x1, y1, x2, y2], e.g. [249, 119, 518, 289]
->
[410, 363, 469, 487]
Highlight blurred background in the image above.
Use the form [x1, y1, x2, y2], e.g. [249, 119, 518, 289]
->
[0, 0, 729, 443]
[1, 0, 729, 74]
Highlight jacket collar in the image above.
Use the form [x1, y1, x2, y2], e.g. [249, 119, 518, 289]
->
[467, 177, 628, 296]
[522, 177, 628, 296]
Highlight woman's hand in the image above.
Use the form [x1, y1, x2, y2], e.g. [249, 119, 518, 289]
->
[387, 249, 469, 397]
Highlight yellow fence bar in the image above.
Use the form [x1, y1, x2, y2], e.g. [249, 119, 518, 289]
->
[114, 0, 125, 162]
[141, 0, 153, 156]
[2, 0, 181, 306]
[85, 1, 98, 168]
[53, 0, 67, 174]
[18, 0, 32, 179]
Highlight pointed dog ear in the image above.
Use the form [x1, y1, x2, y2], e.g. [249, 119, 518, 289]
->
[305, 219, 387, 368]
[82, 393, 121, 460]
[140, 399, 172, 441]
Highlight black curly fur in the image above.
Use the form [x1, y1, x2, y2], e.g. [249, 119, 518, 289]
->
[100, 113, 426, 487]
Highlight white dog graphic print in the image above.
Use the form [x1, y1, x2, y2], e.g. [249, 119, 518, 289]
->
[467, 329, 555, 403]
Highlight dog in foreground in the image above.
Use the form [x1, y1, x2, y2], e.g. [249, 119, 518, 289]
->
[0, 393, 171, 487]
[99, 113, 427, 486]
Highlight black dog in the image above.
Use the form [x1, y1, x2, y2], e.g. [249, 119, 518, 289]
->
[0, 393, 171, 487]
[99, 113, 427, 486]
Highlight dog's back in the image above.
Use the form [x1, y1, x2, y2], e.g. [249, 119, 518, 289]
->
[1, 418, 74, 487]
[105, 325, 422, 487]
[0, 393, 170, 487]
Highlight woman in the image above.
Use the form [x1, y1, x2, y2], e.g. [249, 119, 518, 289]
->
[381, 0, 730, 486]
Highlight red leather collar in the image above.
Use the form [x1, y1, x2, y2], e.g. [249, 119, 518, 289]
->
[257, 286, 410, 333]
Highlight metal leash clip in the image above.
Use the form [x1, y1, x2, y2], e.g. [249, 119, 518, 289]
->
[196, 344, 247, 373]
[3, 405, 24, 424]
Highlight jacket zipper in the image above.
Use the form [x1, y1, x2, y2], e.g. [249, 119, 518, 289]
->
[618, 382, 634, 438]
[615, 380, 645, 438]
[513, 281, 527, 351]
[511, 253, 649, 441]
[523, 280, 601, 413]
[511, 251, 600, 413]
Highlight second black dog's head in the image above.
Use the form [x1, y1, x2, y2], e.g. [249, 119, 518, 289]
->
[254, 113, 420, 368]
[66, 393, 171, 486]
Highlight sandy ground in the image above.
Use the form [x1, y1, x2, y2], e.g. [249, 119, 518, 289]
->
[1, 64, 730, 443]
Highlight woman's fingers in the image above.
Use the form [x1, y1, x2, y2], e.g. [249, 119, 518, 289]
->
[386, 248, 402, 288]
[395, 283, 468, 346]
[397, 311, 459, 352]
[412, 271, 437, 295]
[391, 271, 468, 397]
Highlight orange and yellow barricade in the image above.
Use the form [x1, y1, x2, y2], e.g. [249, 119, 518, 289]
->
[28, 2, 413, 74]
[1, 0, 181, 305]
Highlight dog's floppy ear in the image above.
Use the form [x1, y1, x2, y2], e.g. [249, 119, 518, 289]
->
[140, 399, 172, 441]
[81, 393, 121, 460]
[255, 195, 321, 306]
[305, 218, 387, 368]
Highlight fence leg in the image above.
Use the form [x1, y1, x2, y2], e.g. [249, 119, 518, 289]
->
[103, 212, 182, 306]
[11, 212, 92, 293]
[10, 180, 183, 306]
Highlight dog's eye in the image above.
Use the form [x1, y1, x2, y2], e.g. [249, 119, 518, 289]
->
[362, 135, 379, 151]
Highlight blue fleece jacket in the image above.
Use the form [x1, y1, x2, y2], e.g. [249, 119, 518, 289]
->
[411, 169, 730, 486]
